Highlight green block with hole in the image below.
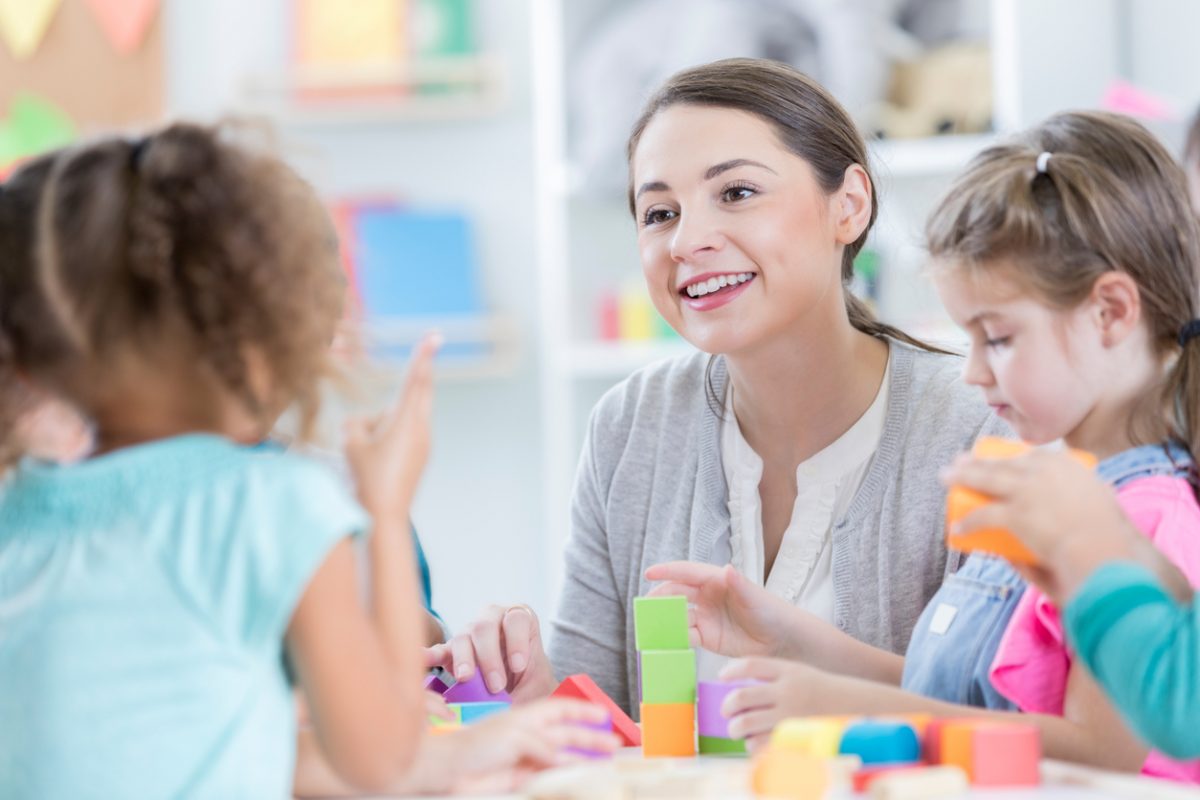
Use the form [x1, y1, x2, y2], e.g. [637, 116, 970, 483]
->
[634, 595, 690, 651]
[641, 649, 696, 704]
[699, 735, 747, 755]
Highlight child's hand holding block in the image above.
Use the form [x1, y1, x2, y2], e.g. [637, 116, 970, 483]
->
[945, 437, 1096, 564]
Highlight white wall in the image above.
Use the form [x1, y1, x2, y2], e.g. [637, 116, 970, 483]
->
[163, 0, 553, 632]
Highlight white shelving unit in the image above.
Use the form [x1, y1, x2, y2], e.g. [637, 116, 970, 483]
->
[531, 0, 1134, 591]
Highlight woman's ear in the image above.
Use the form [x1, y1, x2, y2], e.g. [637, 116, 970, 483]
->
[834, 164, 872, 246]
[1089, 271, 1142, 347]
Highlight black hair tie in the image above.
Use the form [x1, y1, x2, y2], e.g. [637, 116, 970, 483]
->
[128, 137, 149, 169]
[1179, 319, 1200, 347]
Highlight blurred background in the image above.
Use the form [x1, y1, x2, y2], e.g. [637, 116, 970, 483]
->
[3, 0, 1199, 632]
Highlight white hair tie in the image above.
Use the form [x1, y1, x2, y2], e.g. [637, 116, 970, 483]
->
[1036, 152, 1052, 174]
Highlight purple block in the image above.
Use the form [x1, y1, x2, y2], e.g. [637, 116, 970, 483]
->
[697, 679, 759, 738]
[567, 711, 613, 759]
[424, 673, 450, 695]
[443, 670, 513, 704]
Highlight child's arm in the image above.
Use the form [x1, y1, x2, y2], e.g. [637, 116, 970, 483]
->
[286, 335, 439, 791]
[1065, 562, 1200, 759]
[293, 698, 618, 797]
[720, 657, 1149, 771]
[644, 561, 904, 685]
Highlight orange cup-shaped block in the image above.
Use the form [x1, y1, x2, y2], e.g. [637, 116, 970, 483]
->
[946, 438, 1096, 565]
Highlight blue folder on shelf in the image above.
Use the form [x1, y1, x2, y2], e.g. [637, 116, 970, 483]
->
[352, 207, 488, 360]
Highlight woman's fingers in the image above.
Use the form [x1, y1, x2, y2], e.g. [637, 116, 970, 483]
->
[500, 605, 540, 675]
[644, 561, 722, 585]
[466, 606, 511, 693]
[720, 656, 783, 683]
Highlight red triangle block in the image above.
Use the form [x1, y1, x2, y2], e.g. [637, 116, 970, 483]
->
[553, 673, 641, 747]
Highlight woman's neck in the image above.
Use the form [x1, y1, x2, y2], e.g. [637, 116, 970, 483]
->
[725, 319, 890, 472]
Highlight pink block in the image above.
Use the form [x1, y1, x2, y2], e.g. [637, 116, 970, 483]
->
[444, 670, 512, 704]
[697, 679, 759, 738]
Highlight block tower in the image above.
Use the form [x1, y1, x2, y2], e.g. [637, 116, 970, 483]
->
[633, 595, 696, 757]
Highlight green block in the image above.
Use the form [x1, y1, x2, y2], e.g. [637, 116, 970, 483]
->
[429, 705, 463, 727]
[634, 595, 690, 651]
[699, 735, 747, 756]
[641, 649, 696, 704]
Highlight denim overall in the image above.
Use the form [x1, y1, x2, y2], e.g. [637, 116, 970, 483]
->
[900, 441, 1194, 709]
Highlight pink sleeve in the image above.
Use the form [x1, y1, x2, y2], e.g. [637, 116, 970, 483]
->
[988, 476, 1196, 713]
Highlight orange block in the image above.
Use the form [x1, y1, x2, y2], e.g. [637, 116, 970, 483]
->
[946, 437, 1096, 564]
[553, 673, 641, 746]
[752, 750, 828, 799]
[640, 702, 695, 757]
[939, 721, 1040, 787]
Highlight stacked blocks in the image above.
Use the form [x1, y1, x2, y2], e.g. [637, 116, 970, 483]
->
[697, 680, 756, 754]
[426, 670, 513, 732]
[552, 673, 641, 747]
[633, 596, 696, 757]
[946, 437, 1096, 565]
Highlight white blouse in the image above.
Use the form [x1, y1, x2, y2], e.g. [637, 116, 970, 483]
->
[712, 353, 892, 621]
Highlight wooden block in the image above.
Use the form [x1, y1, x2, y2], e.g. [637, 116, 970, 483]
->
[752, 750, 828, 799]
[552, 673, 641, 747]
[946, 437, 1096, 565]
[870, 765, 968, 799]
[698, 735, 746, 755]
[769, 717, 846, 757]
[640, 650, 697, 704]
[838, 721, 920, 766]
[640, 702, 695, 757]
[633, 596, 690, 651]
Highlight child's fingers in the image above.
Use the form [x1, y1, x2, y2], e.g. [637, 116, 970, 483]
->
[719, 656, 782, 683]
[380, 333, 440, 433]
[721, 683, 772, 718]
[744, 731, 772, 755]
[425, 691, 456, 721]
[941, 456, 1024, 497]
[950, 502, 1013, 538]
[549, 727, 621, 757]
[529, 698, 609, 725]
[726, 707, 781, 741]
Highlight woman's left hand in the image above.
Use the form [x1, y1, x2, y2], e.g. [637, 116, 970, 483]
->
[717, 657, 828, 754]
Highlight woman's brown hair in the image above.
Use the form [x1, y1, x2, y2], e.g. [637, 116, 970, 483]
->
[927, 110, 1200, 464]
[625, 57, 951, 363]
[0, 122, 346, 458]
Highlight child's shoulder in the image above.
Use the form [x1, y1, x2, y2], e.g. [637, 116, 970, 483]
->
[1116, 474, 1200, 582]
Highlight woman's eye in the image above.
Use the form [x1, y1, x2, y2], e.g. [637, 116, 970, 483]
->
[721, 185, 756, 202]
[642, 208, 676, 226]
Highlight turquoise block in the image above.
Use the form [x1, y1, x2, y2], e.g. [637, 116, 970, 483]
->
[634, 596, 690, 651]
[838, 721, 920, 765]
[641, 650, 696, 704]
[453, 701, 510, 724]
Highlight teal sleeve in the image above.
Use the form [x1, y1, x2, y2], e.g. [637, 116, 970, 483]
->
[410, 523, 439, 619]
[1065, 562, 1200, 759]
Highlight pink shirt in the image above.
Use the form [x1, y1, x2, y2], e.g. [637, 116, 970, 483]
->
[990, 475, 1200, 783]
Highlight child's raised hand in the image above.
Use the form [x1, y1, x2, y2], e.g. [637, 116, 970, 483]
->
[427, 699, 620, 794]
[716, 657, 824, 754]
[344, 333, 441, 520]
[643, 562, 793, 658]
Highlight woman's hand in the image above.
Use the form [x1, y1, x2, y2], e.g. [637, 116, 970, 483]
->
[423, 603, 559, 701]
[425, 699, 620, 794]
[344, 333, 440, 522]
[643, 562, 798, 658]
[717, 658, 828, 754]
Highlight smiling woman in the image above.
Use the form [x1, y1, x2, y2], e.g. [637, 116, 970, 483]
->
[429, 58, 1007, 716]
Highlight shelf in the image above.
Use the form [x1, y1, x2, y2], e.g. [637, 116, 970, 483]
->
[564, 339, 699, 379]
[238, 54, 507, 126]
[342, 313, 521, 381]
[869, 133, 999, 178]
